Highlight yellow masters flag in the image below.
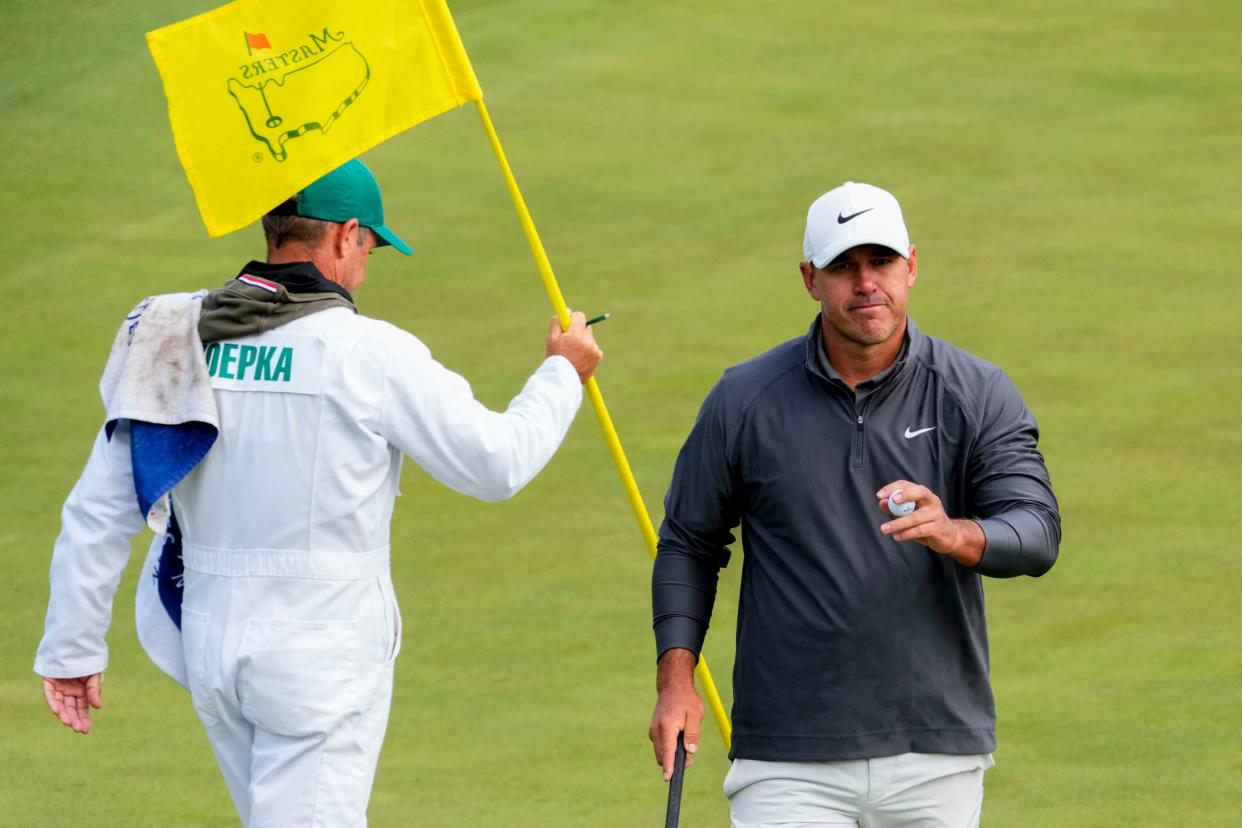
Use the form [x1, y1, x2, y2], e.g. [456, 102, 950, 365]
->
[147, 0, 481, 237]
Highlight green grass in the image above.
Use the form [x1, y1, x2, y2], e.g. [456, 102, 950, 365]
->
[3, 0, 1240, 824]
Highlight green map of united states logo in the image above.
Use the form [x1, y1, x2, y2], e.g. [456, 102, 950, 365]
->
[228, 28, 370, 162]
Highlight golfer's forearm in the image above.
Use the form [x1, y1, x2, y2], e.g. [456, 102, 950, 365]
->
[656, 647, 698, 689]
[945, 519, 985, 568]
[974, 505, 1061, 578]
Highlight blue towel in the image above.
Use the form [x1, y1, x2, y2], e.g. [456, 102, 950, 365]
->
[126, 420, 218, 629]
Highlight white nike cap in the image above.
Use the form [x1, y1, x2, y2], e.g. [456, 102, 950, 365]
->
[803, 181, 910, 268]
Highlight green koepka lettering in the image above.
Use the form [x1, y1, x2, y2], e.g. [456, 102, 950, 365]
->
[204, 342, 294, 382]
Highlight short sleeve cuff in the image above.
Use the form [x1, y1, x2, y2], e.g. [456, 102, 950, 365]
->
[974, 516, 1026, 577]
[654, 617, 707, 663]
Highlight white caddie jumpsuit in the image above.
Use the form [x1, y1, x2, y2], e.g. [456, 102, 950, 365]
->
[36, 304, 583, 826]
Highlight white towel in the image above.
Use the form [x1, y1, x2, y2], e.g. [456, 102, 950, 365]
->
[100, 291, 217, 533]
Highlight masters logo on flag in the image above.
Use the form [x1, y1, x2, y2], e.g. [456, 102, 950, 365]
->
[228, 27, 370, 163]
[147, 0, 481, 238]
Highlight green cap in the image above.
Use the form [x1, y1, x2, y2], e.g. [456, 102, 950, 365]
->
[293, 159, 412, 255]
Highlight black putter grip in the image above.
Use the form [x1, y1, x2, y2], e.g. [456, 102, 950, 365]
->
[664, 732, 687, 828]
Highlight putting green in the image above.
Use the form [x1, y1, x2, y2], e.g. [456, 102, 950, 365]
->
[2, 1, 1239, 824]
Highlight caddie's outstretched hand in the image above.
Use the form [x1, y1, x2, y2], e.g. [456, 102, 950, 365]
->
[42, 674, 102, 734]
[546, 311, 603, 384]
[649, 648, 702, 781]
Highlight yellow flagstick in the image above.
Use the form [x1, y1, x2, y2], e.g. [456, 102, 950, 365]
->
[474, 99, 732, 750]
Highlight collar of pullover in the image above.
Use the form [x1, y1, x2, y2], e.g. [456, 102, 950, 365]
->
[804, 314, 924, 395]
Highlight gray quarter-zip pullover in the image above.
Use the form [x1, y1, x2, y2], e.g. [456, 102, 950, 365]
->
[653, 315, 1060, 761]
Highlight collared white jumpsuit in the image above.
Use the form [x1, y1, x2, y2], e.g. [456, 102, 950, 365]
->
[36, 306, 583, 826]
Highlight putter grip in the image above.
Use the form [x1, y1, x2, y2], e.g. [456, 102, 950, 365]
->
[664, 732, 687, 828]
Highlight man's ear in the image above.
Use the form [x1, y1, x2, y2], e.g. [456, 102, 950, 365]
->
[336, 218, 361, 258]
[906, 244, 918, 288]
[800, 261, 820, 300]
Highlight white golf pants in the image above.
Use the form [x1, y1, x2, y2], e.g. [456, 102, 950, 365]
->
[725, 752, 994, 827]
[181, 562, 402, 827]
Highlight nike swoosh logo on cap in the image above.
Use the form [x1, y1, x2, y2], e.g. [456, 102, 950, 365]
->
[904, 426, 936, 439]
[837, 208, 873, 224]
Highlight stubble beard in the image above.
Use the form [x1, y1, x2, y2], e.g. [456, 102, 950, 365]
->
[826, 307, 903, 348]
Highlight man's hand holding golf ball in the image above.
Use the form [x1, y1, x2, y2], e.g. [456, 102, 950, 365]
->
[876, 480, 987, 568]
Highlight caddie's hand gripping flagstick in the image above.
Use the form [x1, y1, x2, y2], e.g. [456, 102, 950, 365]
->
[473, 99, 732, 752]
[664, 732, 687, 828]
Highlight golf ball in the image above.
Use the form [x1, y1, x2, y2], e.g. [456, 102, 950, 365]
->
[887, 491, 916, 516]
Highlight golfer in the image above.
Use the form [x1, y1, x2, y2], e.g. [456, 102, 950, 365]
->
[36, 159, 602, 825]
[649, 182, 1060, 826]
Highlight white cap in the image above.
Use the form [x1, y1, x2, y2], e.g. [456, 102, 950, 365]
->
[803, 181, 910, 268]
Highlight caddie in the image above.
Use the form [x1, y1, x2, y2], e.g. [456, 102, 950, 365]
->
[35, 159, 602, 826]
[649, 181, 1061, 826]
